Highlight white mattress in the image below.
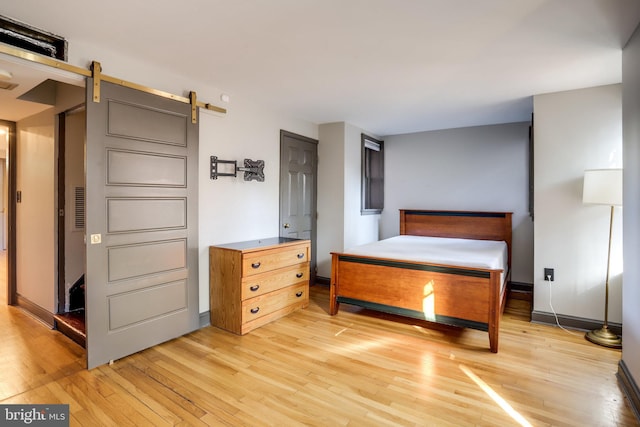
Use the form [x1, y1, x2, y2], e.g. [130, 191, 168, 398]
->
[344, 235, 508, 273]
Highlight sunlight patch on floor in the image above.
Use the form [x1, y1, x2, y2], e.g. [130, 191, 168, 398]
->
[459, 364, 533, 427]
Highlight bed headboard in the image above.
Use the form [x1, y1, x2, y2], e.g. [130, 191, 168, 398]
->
[399, 210, 513, 266]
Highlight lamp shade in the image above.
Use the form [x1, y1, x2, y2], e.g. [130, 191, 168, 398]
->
[583, 168, 622, 206]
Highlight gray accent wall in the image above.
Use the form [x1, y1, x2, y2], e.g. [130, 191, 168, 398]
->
[382, 122, 534, 284]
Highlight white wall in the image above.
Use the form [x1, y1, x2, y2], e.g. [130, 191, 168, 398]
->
[382, 122, 534, 284]
[316, 122, 381, 278]
[317, 123, 345, 276]
[0, 160, 5, 250]
[344, 123, 382, 249]
[197, 101, 317, 313]
[622, 24, 640, 394]
[533, 84, 623, 322]
[46, 40, 319, 314]
[15, 83, 85, 313]
[16, 110, 56, 311]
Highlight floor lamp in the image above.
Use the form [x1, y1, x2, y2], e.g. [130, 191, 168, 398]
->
[582, 168, 622, 349]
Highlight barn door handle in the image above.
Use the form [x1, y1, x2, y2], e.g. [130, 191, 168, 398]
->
[250, 307, 260, 314]
[283, 223, 290, 228]
[251, 262, 261, 269]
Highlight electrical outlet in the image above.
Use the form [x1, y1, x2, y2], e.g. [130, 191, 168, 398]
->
[544, 268, 554, 282]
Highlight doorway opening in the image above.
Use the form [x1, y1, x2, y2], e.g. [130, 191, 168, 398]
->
[2, 73, 86, 349]
[53, 105, 86, 347]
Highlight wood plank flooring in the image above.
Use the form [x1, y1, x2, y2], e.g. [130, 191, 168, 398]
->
[1, 271, 638, 425]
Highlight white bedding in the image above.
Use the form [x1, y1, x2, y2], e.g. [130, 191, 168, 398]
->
[344, 235, 508, 274]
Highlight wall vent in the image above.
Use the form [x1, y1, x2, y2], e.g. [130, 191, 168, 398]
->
[74, 186, 85, 230]
[0, 15, 67, 60]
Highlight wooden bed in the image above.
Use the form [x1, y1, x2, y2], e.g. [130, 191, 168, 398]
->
[329, 210, 512, 353]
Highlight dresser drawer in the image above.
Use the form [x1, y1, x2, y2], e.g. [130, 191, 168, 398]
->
[242, 244, 309, 276]
[242, 282, 308, 321]
[241, 263, 309, 300]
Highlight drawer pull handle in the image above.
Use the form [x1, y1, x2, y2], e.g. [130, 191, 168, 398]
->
[296, 273, 303, 278]
[251, 262, 261, 269]
[296, 292, 303, 298]
[250, 307, 260, 314]
[297, 253, 305, 259]
[249, 285, 260, 292]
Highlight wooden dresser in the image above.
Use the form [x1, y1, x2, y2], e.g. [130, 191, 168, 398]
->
[209, 237, 310, 334]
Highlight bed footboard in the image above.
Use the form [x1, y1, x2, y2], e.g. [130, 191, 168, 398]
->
[330, 253, 505, 352]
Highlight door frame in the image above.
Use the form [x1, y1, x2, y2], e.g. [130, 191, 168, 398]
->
[56, 104, 86, 314]
[1, 119, 16, 305]
[56, 112, 66, 313]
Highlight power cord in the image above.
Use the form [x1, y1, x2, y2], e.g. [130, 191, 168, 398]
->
[547, 275, 580, 336]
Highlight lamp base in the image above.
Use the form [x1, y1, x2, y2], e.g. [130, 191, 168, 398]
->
[585, 326, 622, 349]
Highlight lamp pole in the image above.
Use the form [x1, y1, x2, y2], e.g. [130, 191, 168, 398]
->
[585, 205, 622, 348]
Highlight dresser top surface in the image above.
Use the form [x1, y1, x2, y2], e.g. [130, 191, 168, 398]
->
[210, 237, 309, 252]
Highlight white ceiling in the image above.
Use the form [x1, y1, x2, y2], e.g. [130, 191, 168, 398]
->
[1, 0, 640, 135]
[0, 56, 85, 122]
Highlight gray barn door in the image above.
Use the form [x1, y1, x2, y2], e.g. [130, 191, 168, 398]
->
[279, 130, 318, 283]
[85, 80, 199, 369]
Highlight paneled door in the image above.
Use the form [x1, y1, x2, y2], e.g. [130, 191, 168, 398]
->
[85, 80, 199, 369]
[279, 130, 318, 283]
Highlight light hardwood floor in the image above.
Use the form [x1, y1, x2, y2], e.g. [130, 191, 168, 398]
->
[1, 258, 637, 426]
